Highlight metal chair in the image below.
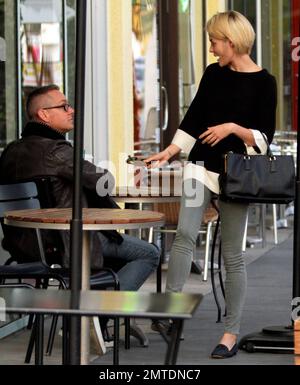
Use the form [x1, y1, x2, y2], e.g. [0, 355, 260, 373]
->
[149, 201, 219, 282]
[148, 199, 226, 322]
[242, 203, 279, 252]
[0, 182, 70, 289]
[0, 181, 120, 364]
[0, 182, 69, 365]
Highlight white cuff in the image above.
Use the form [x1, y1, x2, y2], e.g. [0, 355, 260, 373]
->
[245, 130, 268, 155]
[172, 129, 196, 155]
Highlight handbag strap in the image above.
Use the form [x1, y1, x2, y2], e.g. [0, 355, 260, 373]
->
[259, 132, 274, 157]
[243, 132, 273, 157]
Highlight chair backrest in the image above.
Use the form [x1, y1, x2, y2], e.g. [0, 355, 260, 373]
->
[0, 182, 44, 264]
[153, 202, 219, 226]
[0, 182, 41, 218]
[0, 180, 65, 266]
[153, 202, 181, 226]
[31, 177, 56, 208]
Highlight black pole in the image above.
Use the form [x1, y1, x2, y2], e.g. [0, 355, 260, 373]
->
[69, 0, 87, 365]
[293, 59, 300, 302]
[239, 53, 300, 354]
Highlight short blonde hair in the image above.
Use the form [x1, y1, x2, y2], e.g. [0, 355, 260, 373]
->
[206, 11, 255, 55]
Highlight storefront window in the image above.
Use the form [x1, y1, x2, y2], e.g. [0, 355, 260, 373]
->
[229, 0, 257, 61]
[19, 0, 64, 124]
[132, 0, 159, 156]
[0, 1, 76, 147]
[0, 0, 76, 328]
[231, 0, 294, 133]
[66, 0, 76, 108]
[178, 0, 195, 122]
[18, 0, 76, 127]
[261, 0, 292, 132]
[0, 0, 18, 328]
[0, 0, 18, 152]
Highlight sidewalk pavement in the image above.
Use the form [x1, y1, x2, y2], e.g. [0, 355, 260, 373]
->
[93, 231, 296, 365]
[0, 226, 297, 365]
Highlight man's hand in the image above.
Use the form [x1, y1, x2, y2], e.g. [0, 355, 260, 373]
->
[199, 123, 233, 147]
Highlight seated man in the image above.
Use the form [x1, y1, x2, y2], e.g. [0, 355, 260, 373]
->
[0, 85, 160, 348]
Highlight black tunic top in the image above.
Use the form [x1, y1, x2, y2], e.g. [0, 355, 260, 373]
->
[179, 63, 277, 173]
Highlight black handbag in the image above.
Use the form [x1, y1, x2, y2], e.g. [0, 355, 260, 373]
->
[219, 135, 295, 204]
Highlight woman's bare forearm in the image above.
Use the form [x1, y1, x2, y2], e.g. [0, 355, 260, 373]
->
[231, 123, 256, 146]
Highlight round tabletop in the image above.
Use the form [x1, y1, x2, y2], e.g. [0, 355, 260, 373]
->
[4, 208, 165, 231]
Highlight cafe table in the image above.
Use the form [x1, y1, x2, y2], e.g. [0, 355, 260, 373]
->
[4, 208, 165, 365]
[113, 186, 182, 295]
[0, 288, 202, 365]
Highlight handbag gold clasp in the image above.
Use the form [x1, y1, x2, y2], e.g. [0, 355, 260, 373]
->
[224, 153, 228, 173]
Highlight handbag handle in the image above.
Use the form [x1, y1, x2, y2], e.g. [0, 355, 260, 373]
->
[244, 132, 274, 158]
[259, 132, 274, 158]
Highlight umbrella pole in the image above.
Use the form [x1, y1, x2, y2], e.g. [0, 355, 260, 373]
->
[293, 61, 300, 305]
[239, 60, 300, 354]
[69, 0, 87, 365]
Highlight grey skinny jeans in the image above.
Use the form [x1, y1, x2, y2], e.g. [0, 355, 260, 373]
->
[166, 179, 249, 335]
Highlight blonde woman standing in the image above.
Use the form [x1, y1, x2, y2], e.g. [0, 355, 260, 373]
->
[146, 11, 277, 358]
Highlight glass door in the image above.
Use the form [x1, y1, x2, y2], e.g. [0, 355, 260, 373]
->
[18, 0, 76, 128]
[132, 0, 179, 156]
[0, 0, 18, 152]
[0, 1, 19, 331]
[19, 0, 64, 126]
[132, 0, 160, 156]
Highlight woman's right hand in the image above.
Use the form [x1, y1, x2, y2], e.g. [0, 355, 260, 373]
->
[145, 144, 181, 168]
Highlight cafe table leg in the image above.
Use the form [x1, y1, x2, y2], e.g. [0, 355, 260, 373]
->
[164, 319, 184, 365]
[81, 231, 91, 365]
[35, 314, 44, 365]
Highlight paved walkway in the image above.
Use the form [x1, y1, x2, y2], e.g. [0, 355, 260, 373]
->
[0, 227, 297, 365]
[94, 235, 296, 365]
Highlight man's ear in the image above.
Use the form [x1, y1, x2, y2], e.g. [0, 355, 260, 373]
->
[36, 108, 50, 123]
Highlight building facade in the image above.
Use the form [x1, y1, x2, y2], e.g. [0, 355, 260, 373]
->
[0, 0, 299, 336]
[0, 0, 299, 170]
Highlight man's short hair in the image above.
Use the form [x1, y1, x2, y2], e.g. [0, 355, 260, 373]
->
[26, 84, 60, 120]
[206, 11, 256, 55]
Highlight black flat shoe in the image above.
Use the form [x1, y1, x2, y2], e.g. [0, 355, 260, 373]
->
[211, 343, 238, 359]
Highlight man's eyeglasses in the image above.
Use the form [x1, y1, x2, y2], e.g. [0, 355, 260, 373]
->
[43, 104, 72, 113]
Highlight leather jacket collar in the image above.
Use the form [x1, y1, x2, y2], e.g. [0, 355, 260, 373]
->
[22, 121, 66, 141]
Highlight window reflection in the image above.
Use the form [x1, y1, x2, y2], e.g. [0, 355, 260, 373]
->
[230, 0, 294, 133]
[178, 1, 196, 123]
[0, 0, 17, 152]
[132, 0, 160, 157]
[19, 0, 76, 129]
[20, 0, 63, 123]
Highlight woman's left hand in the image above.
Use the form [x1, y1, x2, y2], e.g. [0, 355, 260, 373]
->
[199, 123, 233, 146]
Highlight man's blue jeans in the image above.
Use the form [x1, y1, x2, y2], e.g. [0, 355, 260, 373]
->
[98, 232, 160, 291]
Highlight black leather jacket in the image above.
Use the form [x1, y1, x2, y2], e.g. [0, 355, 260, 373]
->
[0, 121, 122, 268]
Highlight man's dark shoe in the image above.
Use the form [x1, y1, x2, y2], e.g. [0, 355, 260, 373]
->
[211, 343, 238, 359]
